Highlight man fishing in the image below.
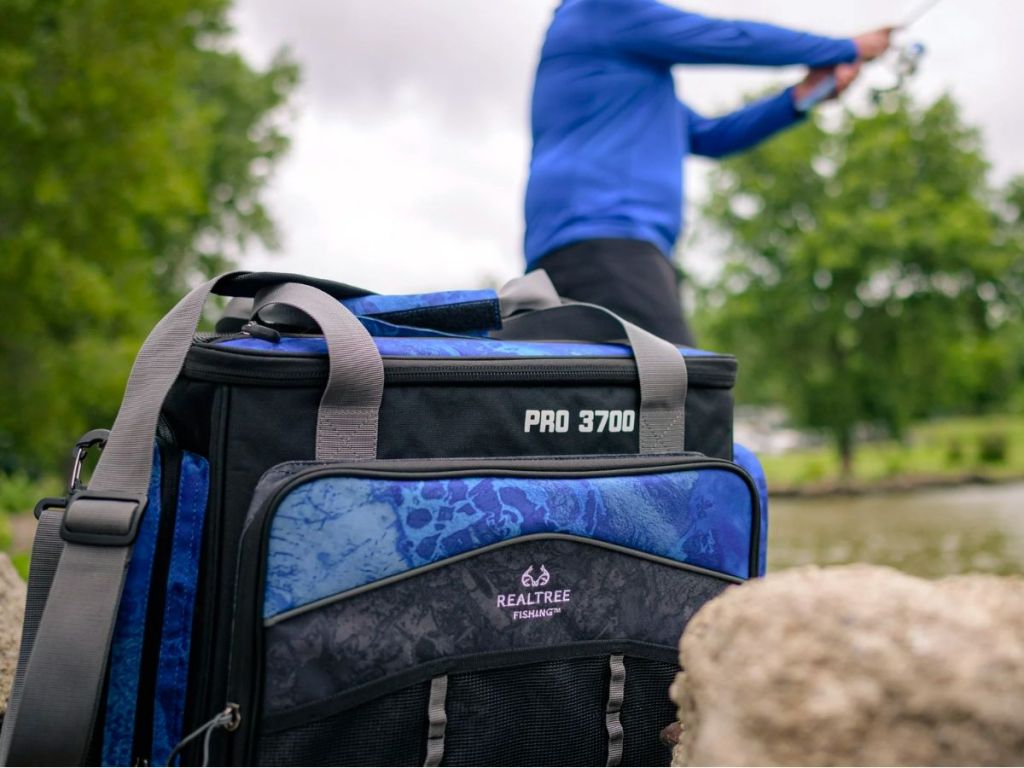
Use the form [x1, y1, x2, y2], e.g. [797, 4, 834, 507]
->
[524, 0, 892, 344]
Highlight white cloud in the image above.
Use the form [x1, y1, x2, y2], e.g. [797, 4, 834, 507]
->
[233, 0, 1024, 292]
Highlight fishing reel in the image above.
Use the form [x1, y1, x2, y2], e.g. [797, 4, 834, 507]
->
[870, 41, 927, 103]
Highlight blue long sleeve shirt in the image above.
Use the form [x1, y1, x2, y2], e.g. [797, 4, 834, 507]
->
[524, 0, 859, 265]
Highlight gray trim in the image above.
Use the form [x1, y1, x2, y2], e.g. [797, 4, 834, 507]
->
[423, 676, 448, 768]
[605, 655, 626, 767]
[265, 532, 741, 627]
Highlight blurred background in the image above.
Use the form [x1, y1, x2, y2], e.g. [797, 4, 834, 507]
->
[1, 0, 1021, 579]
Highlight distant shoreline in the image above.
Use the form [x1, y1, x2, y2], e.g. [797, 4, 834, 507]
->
[769, 472, 1024, 498]
[756, 414, 1024, 499]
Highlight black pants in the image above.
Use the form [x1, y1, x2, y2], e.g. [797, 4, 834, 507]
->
[531, 239, 695, 346]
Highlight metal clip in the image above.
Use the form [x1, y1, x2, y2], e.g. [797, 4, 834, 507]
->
[68, 428, 111, 494]
[33, 429, 111, 519]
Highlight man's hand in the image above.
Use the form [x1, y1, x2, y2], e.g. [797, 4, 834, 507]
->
[853, 28, 894, 61]
[792, 62, 862, 107]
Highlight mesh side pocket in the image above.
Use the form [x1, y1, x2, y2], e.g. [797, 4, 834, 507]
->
[620, 657, 677, 767]
[255, 681, 431, 767]
[442, 657, 609, 767]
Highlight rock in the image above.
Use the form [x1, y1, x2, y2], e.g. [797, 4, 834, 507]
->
[671, 565, 1024, 766]
[0, 553, 26, 719]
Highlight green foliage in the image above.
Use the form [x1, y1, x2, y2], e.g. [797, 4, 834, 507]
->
[977, 433, 1008, 465]
[12, 552, 31, 581]
[945, 438, 964, 466]
[0, 0, 297, 473]
[760, 414, 1024, 489]
[0, 472, 59, 516]
[695, 93, 1024, 470]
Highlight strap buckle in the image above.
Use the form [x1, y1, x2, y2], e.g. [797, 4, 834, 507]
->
[33, 496, 67, 520]
[60, 491, 148, 546]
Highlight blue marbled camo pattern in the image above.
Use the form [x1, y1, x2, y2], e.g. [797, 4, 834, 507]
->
[354, 317, 477, 339]
[219, 335, 721, 359]
[152, 451, 210, 767]
[342, 289, 498, 318]
[263, 467, 755, 619]
[102, 446, 162, 767]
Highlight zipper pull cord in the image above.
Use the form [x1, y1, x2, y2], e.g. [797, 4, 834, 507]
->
[165, 703, 240, 767]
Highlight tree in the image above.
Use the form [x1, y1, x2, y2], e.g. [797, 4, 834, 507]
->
[0, 0, 297, 473]
[694, 94, 1023, 476]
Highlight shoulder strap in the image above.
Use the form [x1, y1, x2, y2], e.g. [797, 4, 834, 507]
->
[0, 274, 383, 766]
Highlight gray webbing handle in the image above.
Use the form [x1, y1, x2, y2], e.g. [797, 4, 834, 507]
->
[1, 273, 383, 767]
[252, 283, 384, 460]
[497, 269, 563, 315]
[94, 274, 383, 494]
[496, 300, 688, 454]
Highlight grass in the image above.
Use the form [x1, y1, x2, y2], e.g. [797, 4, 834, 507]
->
[0, 472, 62, 580]
[761, 414, 1024, 492]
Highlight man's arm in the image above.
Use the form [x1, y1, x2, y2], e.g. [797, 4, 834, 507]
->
[684, 61, 863, 158]
[589, 0, 859, 67]
[683, 91, 805, 159]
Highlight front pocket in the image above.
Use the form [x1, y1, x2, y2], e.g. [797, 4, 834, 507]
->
[256, 654, 679, 767]
[261, 535, 730, 724]
[229, 455, 761, 766]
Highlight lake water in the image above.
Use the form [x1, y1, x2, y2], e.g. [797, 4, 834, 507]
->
[768, 482, 1024, 578]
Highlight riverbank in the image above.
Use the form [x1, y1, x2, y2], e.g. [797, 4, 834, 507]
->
[768, 481, 1024, 577]
[760, 414, 1024, 496]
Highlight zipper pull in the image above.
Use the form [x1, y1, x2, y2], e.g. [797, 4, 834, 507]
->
[241, 320, 281, 344]
[165, 703, 240, 766]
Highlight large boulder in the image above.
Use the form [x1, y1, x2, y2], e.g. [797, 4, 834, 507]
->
[671, 565, 1024, 766]
[0, 553, 25, 720]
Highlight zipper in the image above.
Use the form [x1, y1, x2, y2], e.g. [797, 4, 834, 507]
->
[225, 453, 760, 763]
[184, 344, 737, 388]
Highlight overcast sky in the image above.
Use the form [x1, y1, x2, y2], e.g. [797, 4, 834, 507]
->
[231, 0, 1023, 293]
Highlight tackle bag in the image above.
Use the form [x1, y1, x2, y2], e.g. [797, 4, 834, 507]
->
[0, 270, 768, 767]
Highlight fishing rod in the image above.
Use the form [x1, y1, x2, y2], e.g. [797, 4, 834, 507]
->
[793, 0, 947, 112]
[901, 0, 946, 28]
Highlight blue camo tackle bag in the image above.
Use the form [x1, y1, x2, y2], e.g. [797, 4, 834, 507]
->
[0, 269, 767, 767]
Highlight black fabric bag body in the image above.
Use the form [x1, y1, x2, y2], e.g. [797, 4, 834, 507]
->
[0, 271, 768, 767]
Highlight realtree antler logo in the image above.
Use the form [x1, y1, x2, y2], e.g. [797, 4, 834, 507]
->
[520, 564, 551, 589]
[498, 564, 570, 621]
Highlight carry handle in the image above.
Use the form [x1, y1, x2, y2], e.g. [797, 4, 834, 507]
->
[213, 271, 371, 301]
[253, 283, 385, 460]
[93, 272, 383, 497]
[495, 297, 688, 454]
